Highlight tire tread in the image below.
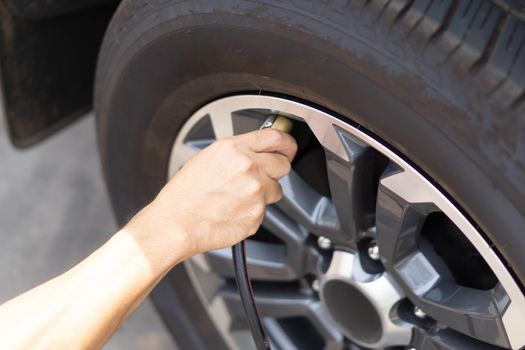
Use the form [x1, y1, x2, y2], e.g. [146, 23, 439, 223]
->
[389, 0, 525, 108]
[97, 0, 525, 111]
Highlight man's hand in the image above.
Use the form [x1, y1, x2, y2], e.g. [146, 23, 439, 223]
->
[127, 128, 298, 264]
[0, 128, 296, 350]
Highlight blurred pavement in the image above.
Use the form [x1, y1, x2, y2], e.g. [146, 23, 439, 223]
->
[0, 113, 177, 350]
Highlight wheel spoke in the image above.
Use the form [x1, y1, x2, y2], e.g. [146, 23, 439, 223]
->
[209, 107, 234, 139]
[264, 206, 323, 276]
[418, 283, 510, 348]
[205, 242, 290, 280]
[204, 206, 321, 281]
[324, 130, 387, 244]
[264, 206, 308, 246]
[375, 164, 432, 272]
[412, 327, 504, 350]
[277, 171, 341, 238]
[376, 165, 512, 348]
[263, 318, 345, 350]
[262, 319, 298, 350]
[220, 283, 344, 347]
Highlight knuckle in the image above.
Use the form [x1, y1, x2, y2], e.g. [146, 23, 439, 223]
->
[275, 184, 284, 200]
[218, 138, 236, 151]
[266, 128, 284, 143]
[252, 202, 266, 220]
[212, 140, 226, 152]
[290, 137, 299, 154]
[238, 155, 256, 173]
[268, 183, 283, 204]
[247, 180, 264, 195]
[282, 159, 292, 174]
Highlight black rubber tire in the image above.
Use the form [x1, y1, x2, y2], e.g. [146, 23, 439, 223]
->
[94, 0, 525, 348]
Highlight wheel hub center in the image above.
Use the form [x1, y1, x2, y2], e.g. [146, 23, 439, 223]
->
[322, 279, 383, 344]
[319, 250, 412, 348]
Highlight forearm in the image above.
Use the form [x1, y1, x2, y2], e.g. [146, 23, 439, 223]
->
[0, 224, 189, 350]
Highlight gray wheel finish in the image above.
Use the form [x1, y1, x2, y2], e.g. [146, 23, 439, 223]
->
[168, 95, 525, 350]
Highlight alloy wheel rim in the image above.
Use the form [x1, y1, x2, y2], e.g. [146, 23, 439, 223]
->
[168, 94, 525, 350]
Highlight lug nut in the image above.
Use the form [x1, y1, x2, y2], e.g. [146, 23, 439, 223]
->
[311, 279, 320, 292]
[367, 240, 380, 261]
[317, 236, 332, 250]
[414, 306, 426, 319]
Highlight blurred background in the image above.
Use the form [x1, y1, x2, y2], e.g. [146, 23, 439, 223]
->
[0, 113, 177, 350]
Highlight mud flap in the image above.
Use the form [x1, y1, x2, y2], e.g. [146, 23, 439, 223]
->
[0, 0, 117, 147]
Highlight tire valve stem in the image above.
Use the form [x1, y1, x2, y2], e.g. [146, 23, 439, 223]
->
[261, 114, 294, 133]
[232, 114, 293, 350]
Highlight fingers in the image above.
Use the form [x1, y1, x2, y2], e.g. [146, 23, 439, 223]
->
[253, 152, 292, 180]
[237, 129, 293, 204]
[241, 128, 298, 162]
[261, 177, 284, 204]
